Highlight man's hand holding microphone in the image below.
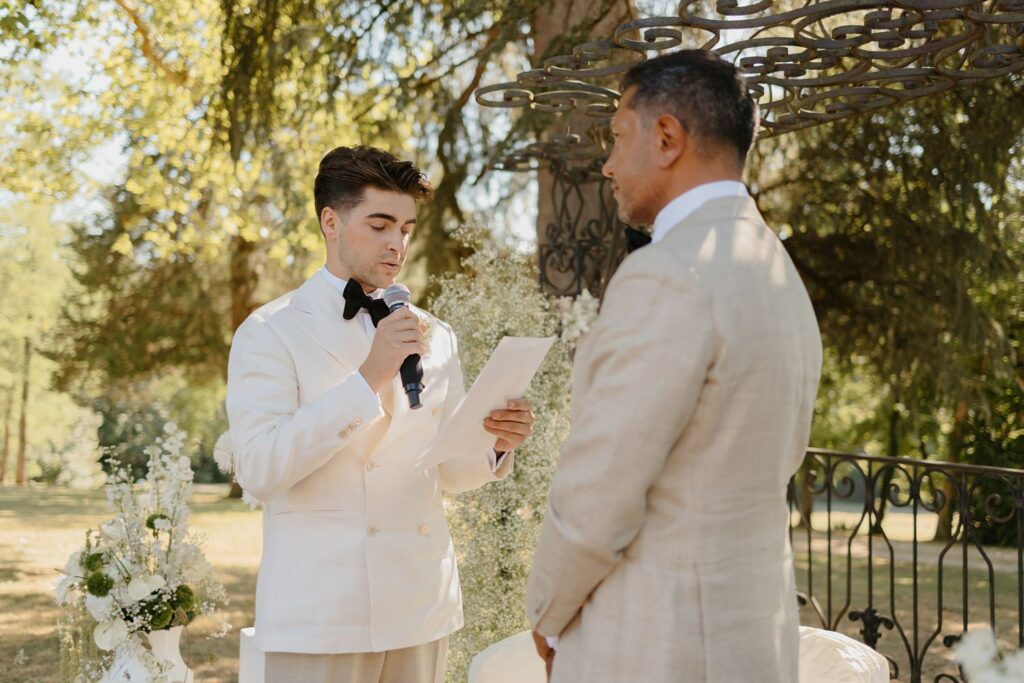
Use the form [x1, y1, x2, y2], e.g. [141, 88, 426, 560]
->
[357, 283, 536, 450]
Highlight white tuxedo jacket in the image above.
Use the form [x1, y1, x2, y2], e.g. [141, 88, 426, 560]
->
[526, 196, 822, 682]
[226, 271, 513, 654]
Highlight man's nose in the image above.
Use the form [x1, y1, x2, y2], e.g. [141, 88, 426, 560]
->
[384, 233, 403, 254]
[601, 159, 613, 178]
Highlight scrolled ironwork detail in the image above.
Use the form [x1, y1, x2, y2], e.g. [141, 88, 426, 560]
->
[475, 2, 1023, 297]
[788, 449, 1024, 682]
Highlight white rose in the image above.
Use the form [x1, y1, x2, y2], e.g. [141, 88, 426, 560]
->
[956, 628, 1000, 675]
[85, 593, 114, 621]
[93, 618, 129, 651]
[127, 574, 166, 601]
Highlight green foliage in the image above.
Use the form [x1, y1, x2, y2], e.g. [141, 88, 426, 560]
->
[755, 76, 1024, 465]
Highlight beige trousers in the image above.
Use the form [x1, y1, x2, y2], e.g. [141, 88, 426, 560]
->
[264, 637, 449, 683]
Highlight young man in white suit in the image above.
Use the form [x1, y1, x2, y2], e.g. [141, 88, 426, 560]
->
[226, 146, 535, 683]
[526, 50, 822, 681]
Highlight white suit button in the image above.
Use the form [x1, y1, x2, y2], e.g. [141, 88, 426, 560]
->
[418, 524, 430, 536]
[353, 417, 363, 427]
[365, 461, 376, 471]
[431, 407, 440, 416]
[367, 526, 379, 536]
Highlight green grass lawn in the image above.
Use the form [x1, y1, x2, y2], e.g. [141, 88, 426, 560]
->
[0, 484, 261, 683]
[2, 486, 1021, 682]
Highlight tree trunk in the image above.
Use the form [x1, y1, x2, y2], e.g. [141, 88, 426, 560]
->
[15, 337, 30, 486]
[531, 0, 638, 297]
[933, 399, 968, 541]
[0, 386, 13, 484]
[227, 234, 261, 498]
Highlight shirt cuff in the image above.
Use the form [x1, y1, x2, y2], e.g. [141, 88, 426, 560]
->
[487, 449, 508, 472]
[354, 371, 383, 411]
[546, 636, 559, 650]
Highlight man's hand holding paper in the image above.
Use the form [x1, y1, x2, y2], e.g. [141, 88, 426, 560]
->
[416, 336, 555, 472]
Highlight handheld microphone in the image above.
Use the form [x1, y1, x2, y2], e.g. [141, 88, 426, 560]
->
[382, 284, 425, 410]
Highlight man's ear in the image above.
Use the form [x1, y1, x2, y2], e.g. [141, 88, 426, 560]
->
[654, 114, 687, 168]
[320, 206, 337, 238]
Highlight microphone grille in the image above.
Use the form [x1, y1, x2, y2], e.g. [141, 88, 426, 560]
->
[383, 283, 412, 309]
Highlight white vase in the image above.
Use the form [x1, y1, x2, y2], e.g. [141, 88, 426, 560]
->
[146, 625, 194, 683]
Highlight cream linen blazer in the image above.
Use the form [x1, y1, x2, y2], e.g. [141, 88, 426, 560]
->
[526, 196, 822, 682]
[226, 271, 513, 654]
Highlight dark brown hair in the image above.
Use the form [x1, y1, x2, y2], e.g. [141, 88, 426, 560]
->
[314, 145, 434, 219]
[621, 50, 758, 166]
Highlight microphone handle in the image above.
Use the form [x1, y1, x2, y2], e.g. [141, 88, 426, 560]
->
[400, 354, 424, 410]
[389, 302, 425, 409]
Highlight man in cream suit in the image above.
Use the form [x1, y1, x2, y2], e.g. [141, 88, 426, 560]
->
[227, 146, 535, 683]
[526, 50, 822, 682]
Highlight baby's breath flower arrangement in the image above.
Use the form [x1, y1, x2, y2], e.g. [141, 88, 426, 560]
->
[55, 423, 228, 682]
[431, 225, 582, 682]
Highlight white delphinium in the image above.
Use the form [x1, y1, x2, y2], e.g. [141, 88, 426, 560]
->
[955, 627, 1023, 683]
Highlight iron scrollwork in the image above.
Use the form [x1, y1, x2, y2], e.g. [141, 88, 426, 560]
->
[475, 1, 1024, 296]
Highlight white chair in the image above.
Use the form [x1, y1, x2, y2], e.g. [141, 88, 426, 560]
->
[469, 630, 546, 683]
[798, 626, 891, 682]
[239, 627, 265, 683]
[468, 627, 892, 683]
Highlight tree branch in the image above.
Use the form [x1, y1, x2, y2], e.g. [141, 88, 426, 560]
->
[112, 0, 188, 87]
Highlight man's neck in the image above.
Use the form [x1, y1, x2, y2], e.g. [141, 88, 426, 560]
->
[654, 171, 743, 218]
[323, 263, 375, 294]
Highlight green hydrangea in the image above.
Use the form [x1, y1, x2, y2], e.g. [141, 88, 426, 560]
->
[145, 512, 171, 531]
[85, 572, 114, 597]
[81, 552, 105, 573]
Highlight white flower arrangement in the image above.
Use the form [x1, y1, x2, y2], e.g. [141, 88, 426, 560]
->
[55, 423, 228, 682]
[955, 628, 1024, 682]
[555, 289, 600, 348]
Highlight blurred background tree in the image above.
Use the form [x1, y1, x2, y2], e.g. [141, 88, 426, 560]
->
[0, 0, 1020, 527]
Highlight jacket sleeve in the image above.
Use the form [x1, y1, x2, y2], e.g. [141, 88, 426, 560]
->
[438, 325, 515, 494]
[226, 314, 386, 502]
[526, 250, 716, 636]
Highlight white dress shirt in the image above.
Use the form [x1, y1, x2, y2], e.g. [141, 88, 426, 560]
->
[319, 267, 504, 470]
[651, 180, 750, 244]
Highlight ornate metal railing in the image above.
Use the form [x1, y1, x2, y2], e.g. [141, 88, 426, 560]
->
[788, 448, 1024, 682]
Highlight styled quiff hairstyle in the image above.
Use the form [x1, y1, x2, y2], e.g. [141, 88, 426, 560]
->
[313, 145, 434, 220]
[621, 49, 759, 166]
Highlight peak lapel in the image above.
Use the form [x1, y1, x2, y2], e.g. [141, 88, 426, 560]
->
[289, 273, 393, 418]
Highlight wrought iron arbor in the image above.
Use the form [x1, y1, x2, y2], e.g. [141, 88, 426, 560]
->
[475, 0, 1024, 295]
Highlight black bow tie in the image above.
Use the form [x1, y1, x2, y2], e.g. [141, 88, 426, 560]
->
[342, 279, 390, 327]
[624, 227, 653, 253]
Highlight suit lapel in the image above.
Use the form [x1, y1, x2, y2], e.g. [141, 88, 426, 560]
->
[289, 272, 394, 418]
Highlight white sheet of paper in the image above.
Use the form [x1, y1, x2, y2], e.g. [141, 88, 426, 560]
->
[415, 336, 556, 473]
